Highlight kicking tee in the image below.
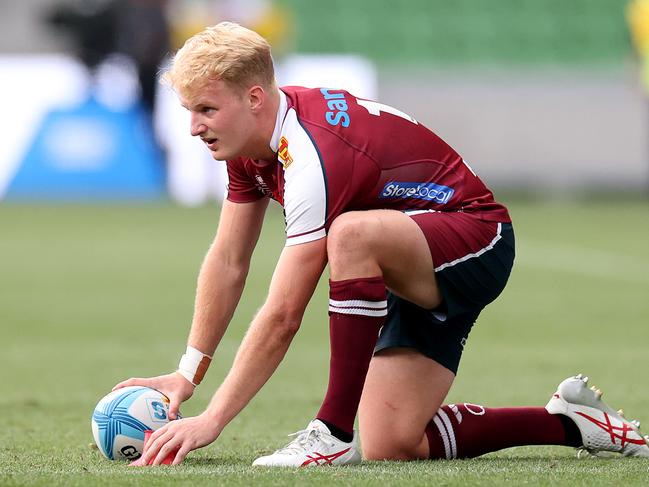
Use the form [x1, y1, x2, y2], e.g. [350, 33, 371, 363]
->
[226, 86, 511, 246]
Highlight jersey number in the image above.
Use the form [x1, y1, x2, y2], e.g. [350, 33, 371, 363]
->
[356, 99, 418, 125]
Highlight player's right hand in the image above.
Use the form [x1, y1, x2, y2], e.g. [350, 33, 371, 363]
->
[112, 372, 194, 420]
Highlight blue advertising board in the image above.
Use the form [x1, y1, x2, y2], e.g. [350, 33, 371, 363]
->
[5, 96, 165, 200]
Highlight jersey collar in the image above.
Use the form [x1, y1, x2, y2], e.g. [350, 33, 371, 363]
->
[269, 88, 288, 153]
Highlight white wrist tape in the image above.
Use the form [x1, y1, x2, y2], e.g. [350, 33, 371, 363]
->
[177, 345, 212, 386]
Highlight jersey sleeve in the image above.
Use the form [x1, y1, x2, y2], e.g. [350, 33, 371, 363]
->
[282, 110, 328, 246]
[225, 158, 265, 203]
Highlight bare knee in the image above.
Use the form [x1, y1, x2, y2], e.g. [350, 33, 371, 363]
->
[360, 405, 427, 461]
[361, 427, 424, 461]
[327, 213, 381, 278]
[327, 212, 375, 259]
[359, 350, 455, 461]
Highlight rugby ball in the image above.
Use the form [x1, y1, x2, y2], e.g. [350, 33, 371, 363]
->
[91, 386, 177, 461]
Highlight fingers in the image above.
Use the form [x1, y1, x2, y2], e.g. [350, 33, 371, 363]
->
[130, 416, 213, 467]
[168, 400, 180, 420]
[128, 456, 146, 467]
[140, 427, 171, 465]
[152, 437, 181, 466]
[112, 377, 149, 391]
[139, 425, 185, 466]
[172, 445, 191, 466]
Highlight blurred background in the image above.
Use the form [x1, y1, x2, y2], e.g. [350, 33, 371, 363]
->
[3, 4, 649, 480]
[0, 0, 647, 204]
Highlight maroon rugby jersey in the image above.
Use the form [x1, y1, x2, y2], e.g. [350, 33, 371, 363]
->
[227, 86, 510, 246]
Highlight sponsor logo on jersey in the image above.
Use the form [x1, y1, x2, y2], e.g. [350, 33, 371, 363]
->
[320, 88, 350, 127]
[380, 182, 454, 204]
[278, 136, 293, 169]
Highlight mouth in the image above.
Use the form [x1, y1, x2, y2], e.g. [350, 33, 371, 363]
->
[202, 137, 218, 150]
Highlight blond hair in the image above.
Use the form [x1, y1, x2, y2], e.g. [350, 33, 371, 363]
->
[164, 22, 275, 94]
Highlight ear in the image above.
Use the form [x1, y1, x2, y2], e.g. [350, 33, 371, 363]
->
[248, 85, 265, 112]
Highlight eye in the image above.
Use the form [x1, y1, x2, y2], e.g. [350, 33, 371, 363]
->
[200, 106, 216, 114]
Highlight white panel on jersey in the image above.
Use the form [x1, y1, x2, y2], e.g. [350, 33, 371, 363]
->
[281, 109, 327, 246]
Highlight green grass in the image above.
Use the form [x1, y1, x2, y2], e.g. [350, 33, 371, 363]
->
[1, 199, 648, 486]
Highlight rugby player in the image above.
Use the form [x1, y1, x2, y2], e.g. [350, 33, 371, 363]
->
[114, 22, 649, 466]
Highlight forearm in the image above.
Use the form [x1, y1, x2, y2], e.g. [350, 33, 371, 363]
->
[196, 237, 327, 435]
[187, 243, 249, 356]
[187, 199, 269, 357]
[203, 304, 299, 431]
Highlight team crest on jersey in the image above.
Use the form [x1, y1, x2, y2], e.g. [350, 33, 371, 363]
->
[278, 136, 293, 169]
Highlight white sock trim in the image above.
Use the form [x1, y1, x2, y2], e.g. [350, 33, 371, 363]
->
[329, 299, 388, 309]
[328, 299, 387, 317]
[432, 415, 453, 459]
[437, 408, 457, 459]
[328, 306, 387, 317]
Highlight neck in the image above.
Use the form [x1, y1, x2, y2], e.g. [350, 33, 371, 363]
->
[249, 87, 280, 161]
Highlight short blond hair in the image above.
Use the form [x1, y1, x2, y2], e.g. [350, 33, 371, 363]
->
[164, 22, 275, 94]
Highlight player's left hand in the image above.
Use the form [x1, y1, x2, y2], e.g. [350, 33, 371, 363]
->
[136, 412, 221, 466]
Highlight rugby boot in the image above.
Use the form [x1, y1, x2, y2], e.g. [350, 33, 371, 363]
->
[546, 374, 649, 457]
[252, 419, 361, 467]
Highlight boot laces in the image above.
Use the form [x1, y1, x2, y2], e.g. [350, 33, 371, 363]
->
[275, 425, 333, 455]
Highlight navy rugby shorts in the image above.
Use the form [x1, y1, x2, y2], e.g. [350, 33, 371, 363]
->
[374, 211, 515, 374]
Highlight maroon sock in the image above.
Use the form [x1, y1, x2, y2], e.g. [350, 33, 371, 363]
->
[425, 404, 582, 459]
[316, 276, 387, 437]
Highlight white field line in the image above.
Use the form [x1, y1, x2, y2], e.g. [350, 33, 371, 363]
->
[515, 240, 649, 285]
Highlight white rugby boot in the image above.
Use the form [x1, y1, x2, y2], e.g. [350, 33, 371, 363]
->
[546, 374, 649, 457]
[252, 419, 362, 467]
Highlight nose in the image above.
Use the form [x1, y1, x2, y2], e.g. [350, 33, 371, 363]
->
[190, 113, 206, 137]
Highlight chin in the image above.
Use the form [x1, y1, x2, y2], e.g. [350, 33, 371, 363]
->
[213, 146, 246, 161]
[210, 148, 231, 161]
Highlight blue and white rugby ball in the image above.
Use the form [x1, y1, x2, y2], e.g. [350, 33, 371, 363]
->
[91, 386, 176, 461]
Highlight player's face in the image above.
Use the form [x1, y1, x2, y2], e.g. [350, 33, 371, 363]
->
[181, 79, 256, 160]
